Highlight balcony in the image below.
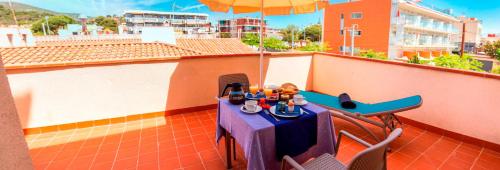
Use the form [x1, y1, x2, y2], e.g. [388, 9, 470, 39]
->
[1, 51, 500, 169]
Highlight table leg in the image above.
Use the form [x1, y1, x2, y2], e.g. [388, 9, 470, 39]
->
[225, 129, 232, 169]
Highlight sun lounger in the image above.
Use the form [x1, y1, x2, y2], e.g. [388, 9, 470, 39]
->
[299, 91, 422, 142]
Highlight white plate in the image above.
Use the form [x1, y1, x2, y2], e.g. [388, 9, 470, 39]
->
[294, 100, 308, 106]
[240, 105, 262, 114]
[269, 106, 304, 118]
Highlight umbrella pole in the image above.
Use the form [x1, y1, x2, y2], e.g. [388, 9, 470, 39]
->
[259, 0, 264, 88]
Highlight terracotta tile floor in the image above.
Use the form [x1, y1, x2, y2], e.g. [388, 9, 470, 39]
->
[25, 109, 500, 170]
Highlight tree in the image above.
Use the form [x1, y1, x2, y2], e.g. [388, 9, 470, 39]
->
[93, 16, 118, 32]
[280, 25, 300, 43]
[263, 37, 288, 51]
[300, 24, 321, 42]
[31, 15, 76, 35]
[432, 54, 484, 72]
[483, 41, 500, 61]
[242, 33, 259, 46]
[241, 33, 289, 51]
[298, 42, 331, 52]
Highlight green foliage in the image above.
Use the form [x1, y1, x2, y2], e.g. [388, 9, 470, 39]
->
[432, 54, 484, 72]
[492, 66, 500, 74]
[241, 33, 259, 46]
[299, 24, 321, 42]
[241, 34, 288, 51]
[281, 25, 300, 43]
[407, 55, 429, 64]
[220, 32, 231, 38]
[92, 16, 118, 32]
[360, 49, 387, 60]
[263, 37, 288, 51]
[298, 42, 331, 52]
[483, 41, 500, 61]
[31, 15, 76, 35]
[0, 5, 54, 26]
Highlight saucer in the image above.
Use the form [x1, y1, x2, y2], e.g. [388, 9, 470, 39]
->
[240, 105, 262, 114]
[294, 100, 308, 106]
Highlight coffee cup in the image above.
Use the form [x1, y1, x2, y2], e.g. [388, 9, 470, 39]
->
[245, 100, 258, 112]
[293, 94, 305, 104]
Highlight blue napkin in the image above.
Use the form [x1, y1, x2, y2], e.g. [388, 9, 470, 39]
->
[257, 105, 317, 160]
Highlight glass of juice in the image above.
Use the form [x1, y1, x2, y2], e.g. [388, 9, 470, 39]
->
[249, 85, 259, 96]
[264, 88, 273, 98]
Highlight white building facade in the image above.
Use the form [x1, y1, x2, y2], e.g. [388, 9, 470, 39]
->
[124, 10, 211, 35]
[388, 0, 460, 59]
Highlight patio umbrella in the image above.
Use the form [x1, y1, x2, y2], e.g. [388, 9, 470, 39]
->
[199, 0, 329, 87]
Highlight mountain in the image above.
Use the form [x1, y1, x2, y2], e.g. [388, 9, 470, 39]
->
[0, 2, 78, 26]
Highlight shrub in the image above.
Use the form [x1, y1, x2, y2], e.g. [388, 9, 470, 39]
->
[432, 54, 484, 72]
[483, 41, 500, 61]
[220, 32, 231, 38]
[492, 66, 500, 74]
[360, 49, 387, 60]
[298, 42, 331, 52]
[241, 33, 259, 46]
[263, 37, 288, 51]
[407, 55, 430, 64]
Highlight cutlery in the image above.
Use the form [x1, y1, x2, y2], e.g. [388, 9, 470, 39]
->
[264, 110, 280, 122]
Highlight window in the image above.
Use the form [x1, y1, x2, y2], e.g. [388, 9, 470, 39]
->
[351, 12, 362, 19]
[21, 34, 27, 43]
[7, 34, 13, 45]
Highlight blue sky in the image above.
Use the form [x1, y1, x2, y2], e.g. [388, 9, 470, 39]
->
[4, 0, 500, 35]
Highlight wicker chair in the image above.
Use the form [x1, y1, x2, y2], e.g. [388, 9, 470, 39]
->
[281, 128, 402, 170]
[218, 73, 250, 160]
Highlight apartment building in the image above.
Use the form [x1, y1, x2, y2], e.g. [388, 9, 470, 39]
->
[452, 16, 482, 53]
[123, 10, 211, 34]
[218, 17, 267, 38]
[324, 0, 460, 59]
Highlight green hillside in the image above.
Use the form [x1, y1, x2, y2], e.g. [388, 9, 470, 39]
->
[0, 2, 78, 26]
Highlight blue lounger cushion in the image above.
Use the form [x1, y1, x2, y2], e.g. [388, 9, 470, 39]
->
[299, 91, 422, 115]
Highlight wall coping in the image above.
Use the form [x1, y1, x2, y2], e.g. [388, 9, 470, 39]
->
[314, 52, 500, 81]
[2, 52, 314, 70]
[4, 51, 498, 81]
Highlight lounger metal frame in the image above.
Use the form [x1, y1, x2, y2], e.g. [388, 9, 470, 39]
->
[323, 102, 421, 142]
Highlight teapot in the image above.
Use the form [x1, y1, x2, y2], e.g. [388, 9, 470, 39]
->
[222, 82, 246, 105]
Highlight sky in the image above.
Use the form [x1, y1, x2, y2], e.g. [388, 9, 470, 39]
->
[3, 0, 500, 35]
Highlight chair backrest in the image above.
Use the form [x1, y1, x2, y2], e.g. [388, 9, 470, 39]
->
[346, 128, 402, 170]
[218, 73, 250, 97]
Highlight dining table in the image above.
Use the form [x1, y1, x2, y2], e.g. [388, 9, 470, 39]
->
[215, 98, 337, 170]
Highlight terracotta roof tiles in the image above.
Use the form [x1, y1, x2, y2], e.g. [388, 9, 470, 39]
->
[1, 38, 255, 69]
[0, 42, 202, 68]
[176, 38, 255, 55]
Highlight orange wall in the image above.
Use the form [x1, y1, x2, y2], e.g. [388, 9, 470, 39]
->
[312, 53, 500, 145]
[323, 0, 392, 53]
[6, 53, 314, 129]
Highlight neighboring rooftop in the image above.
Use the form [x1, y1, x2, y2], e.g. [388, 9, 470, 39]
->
[0, 37, 255, 68]
[0, 42, 202, 68]
[176, 38, 255, 55]
[34, 38, 255, 55]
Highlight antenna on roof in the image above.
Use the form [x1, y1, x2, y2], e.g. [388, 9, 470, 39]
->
[7, 0, 19, 26]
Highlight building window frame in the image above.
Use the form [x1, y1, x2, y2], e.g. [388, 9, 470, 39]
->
[351, 12, 363, 19]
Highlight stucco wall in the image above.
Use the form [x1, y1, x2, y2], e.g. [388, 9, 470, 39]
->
[312, 53, 500, 144]
[6, 54, 313, 129]
[0, 60, 33, 169]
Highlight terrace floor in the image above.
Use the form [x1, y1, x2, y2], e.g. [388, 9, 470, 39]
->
[25, 109, 500, 170]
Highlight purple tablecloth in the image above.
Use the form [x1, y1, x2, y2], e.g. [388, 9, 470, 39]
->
[216, 98, 336, 170]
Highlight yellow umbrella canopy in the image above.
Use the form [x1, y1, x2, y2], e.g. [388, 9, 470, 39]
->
[199, 0, 328, 15]
[199, 0, 328, 87]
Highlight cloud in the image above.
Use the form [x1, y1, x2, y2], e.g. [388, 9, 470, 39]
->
[179, 4, 205, 11]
